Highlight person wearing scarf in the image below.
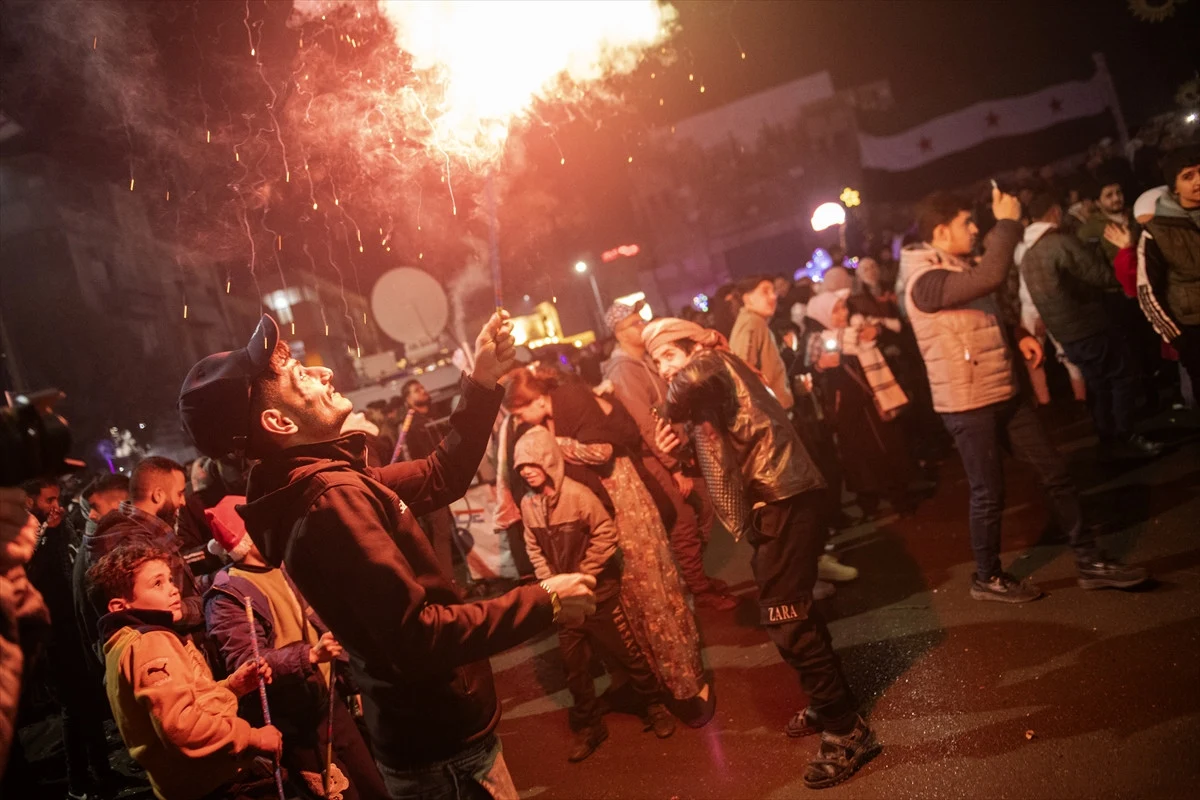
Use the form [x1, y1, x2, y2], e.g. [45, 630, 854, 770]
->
[642, 317, 879, 791]
[804, 291, 917, 519]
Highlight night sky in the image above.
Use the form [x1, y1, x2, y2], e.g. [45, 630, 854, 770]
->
[1, 0, 1195, 297]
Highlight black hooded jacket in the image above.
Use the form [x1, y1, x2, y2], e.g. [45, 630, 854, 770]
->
[236, 374, 554, 770]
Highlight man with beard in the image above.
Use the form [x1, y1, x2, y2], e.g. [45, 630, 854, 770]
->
[73, 457, 206, 665]
[178, 313, 595, 799]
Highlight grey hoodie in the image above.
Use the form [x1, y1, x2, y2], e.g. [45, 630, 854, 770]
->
[601, 345, 680, 470]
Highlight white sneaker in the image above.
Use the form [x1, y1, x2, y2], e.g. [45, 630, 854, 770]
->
[813, 580, 837, 600]
[818, 554, 859, 583]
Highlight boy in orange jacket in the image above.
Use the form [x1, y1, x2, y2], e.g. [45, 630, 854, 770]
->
[89, 542, 282, 800]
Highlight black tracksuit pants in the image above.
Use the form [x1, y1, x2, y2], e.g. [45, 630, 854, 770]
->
[558, 591, 663, 731]
[749, 490, 857, 733]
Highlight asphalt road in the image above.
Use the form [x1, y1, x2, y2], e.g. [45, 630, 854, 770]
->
[493, 406, 1200, 800]
[11, 406, 1198, 800]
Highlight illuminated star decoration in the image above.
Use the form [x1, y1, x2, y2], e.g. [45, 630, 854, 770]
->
[839, 187, 861, 208]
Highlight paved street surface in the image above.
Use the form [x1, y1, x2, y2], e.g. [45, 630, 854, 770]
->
[494, 407, 1200, 800]
[12, 407, 1199, 799]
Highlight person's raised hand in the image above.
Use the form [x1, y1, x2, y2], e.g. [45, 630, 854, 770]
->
[540, 573, 597, 627]
[992, 186, 1022, 222]
[227, 657, 272, 697]
[309, 631, 343, 664]
[654, 418, 682, 455]
[471, 310, 517, 388]
[1018, 336, 1045, 369]
[1104, 222, 1133, 250]
[0, 487, 39, 571]
[858, 324, 879, 343]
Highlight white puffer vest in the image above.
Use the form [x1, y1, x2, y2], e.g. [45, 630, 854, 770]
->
[902, 246, 1017, 414]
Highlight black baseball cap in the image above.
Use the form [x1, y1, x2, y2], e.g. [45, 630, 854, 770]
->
[178, 314, 280, 459]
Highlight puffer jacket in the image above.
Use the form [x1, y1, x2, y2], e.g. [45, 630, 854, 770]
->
[515, 427, 621, 602]
[98, 608, 274, 800]
[1138, 193, 1200, 338]
[901, 243, 1017, 413]
[1017, 222, 1121, 344]
[663, 349, 824, 540]
[204, 565, 335, 738]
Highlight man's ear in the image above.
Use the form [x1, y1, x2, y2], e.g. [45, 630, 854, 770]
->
[261, 409, 299, 437]
[151, 486, 165, 506]
[107, 597, 129, 613]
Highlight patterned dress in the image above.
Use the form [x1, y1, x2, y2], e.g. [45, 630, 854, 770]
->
[550, 382, 705, 700]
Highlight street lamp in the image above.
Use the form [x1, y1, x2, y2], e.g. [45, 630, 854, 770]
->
[812, 201, 848, 250]
[574, 260, 606, 328]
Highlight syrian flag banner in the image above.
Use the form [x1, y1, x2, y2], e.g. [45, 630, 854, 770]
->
[859, 64, 1118, 200]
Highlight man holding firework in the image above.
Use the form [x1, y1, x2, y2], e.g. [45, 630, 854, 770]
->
[178, 311, 596, 799]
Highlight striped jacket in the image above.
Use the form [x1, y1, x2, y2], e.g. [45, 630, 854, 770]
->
[1137, 197, 1200, 340]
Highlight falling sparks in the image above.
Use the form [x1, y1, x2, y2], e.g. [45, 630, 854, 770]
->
[92, 36, 97, 50]
[129, 178, 135, 191]
[182, 304, 188, 319]
[206, 129, 211, 143]
[699, 85, 705, 93]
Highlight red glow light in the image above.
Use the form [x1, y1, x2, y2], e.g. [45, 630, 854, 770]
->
[601, 244, 640, 263]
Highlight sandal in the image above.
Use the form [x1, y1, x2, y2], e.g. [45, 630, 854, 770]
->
[802, 716, 881, 790]
[784, 705, 822, 738]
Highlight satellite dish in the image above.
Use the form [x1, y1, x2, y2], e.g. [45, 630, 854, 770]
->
[371, 267, 450, 347]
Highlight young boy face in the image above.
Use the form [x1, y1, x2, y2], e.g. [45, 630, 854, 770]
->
[652, 342, 696, 382]
[108, 559, 183, 622]
[518, 464, 548, 491]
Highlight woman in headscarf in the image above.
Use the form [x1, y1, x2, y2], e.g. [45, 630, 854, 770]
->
[501, 367, 713, 725]
[805, 290, 918, 518]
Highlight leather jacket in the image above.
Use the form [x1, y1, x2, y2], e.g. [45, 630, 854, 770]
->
[663, 349, 824, 540]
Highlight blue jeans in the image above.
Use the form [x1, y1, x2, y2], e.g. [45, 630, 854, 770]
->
[941, 397, 1096, 580]
[1058, 329, 1139, 440]
[376, 736, 517, 800]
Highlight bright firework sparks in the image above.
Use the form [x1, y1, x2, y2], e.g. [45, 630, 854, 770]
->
[374, 0, 677, 162]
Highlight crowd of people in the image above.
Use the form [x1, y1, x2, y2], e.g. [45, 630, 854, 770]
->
[1, 142, 1196, 799]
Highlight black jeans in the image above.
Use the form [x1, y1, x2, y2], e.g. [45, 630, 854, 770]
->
[1059, 328, 1140, 441]
[558, 592, 663, 730]
[940, 397, 1097, 580]
[748, 491, 857, 732]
